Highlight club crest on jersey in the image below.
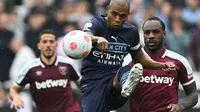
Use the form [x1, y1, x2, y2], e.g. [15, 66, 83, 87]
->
[83, 22, 92, 31]
[35, 71, 42, 76]
[59, 66, 67, 75]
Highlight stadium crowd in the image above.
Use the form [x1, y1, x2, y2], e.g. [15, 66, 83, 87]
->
[0, 0, 199, 112]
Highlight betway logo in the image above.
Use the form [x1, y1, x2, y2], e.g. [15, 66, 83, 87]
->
[140, 75, 174, 86]
[35, 79, 68, 90]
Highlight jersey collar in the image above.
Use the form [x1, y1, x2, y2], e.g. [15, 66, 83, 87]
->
[40, 56, 57, 67]
[143, 47, 166, 58]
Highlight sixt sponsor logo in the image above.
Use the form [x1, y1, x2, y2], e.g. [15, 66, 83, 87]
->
[35, 79, 68, 90]
[140, 75, 174, 86]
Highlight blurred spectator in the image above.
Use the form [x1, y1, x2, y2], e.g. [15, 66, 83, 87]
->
[9, 37, 36, 83]
[50, 6, 69, 38]
[7, 10, 25, 39]
[1, 37, 36, 112]
[168, 0, 186, 8]
[0, 12, 15, 112]
[94, 0, 109, 16]
[130, 0, 145, 27]
[0, 0, 5, 13]
[156, 1, 172, 30]
[24, 8, 49, 57]
[182, 0, 200, 30]
[191, 19, 200, 71]
[170, 7, 183, 19]
[151, 0, 164, 9]
[165, 17, 191, 58]
[7, 37, 36, 112]
[23, 0, 53, 9]
[0, 0, 199, 111]
[64, 22, 78, 35]
[0, 84, 14, 112]
[0, 13, 15, 82]
[0, 83, 7, 106]
[8, 11, 19, 32]
[53, 0, 77, 7]
[68, 0, 94, 29]
[143, 6, 156, 24]
[127, 11, 138, 27]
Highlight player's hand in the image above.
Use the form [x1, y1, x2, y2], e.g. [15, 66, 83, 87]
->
[162, 62, 176, 72]
[97, 37, 108, 53]
[167, 104, 184, 112]
[11, 95, 24, 110]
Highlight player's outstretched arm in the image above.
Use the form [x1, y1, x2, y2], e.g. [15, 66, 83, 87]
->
[74, 79, 80, 88]
[167, 81, 198, 112]
[9, 85, 24, 110]
[86, 32, 108, 53]
[131, 49, 175, 71]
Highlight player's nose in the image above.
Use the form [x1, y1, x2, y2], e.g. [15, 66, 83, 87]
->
[46, 42, 51, 46]
[114, 16, 120, 23]
[148, 32, 155, 38]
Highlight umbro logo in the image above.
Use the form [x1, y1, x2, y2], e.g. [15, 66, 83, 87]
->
[36, 71, 42, 76]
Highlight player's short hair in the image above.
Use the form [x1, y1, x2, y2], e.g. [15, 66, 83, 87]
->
[109, 0, 130, 12]
[38, 29, 56, 42]
[142, 16, 166, 31]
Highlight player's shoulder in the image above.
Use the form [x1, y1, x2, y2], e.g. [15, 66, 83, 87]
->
[123, 22, 138, 31]
[56, 56, 80, 72]
[165, 49, 188, 62]
[22, 58, 43, 71]
[83, 16, 104, 32]
[165, 49, 192, 71]
[86, 16, 105, 24]
[56, 55, 74, 65]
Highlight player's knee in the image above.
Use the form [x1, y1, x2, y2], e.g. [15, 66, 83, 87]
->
[118, 65, 132, 77]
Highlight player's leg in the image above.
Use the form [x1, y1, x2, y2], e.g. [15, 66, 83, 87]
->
[106, 87, 128, 110]
[107, 63, 143, 110]
[113, 63, 143, 97]
[81, 81, 110, 112]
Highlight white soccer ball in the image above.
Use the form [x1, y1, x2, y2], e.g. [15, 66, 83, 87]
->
[62, 30, 92, 59]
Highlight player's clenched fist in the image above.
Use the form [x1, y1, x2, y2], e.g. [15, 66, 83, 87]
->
[97, 37, 108, 53]
[11, 95, 24, 110]
[167, 104, 184, 112]
[162, 62, 176, 72]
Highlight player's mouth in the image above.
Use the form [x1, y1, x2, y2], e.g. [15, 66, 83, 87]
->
[148, 42, 156, 46]
[112, 23, 121, 28]
[45, 49, 52, 53]
[147, 41, 157, 46]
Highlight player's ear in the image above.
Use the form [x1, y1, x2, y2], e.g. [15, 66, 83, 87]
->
[106, 5, 109, 16]
[163, 30, 167, 38]
[56, 41, 58, 47]
[37, 43, 41, 50]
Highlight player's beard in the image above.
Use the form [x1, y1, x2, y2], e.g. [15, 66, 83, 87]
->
[153, 37, 164, 52]
[42, 51, 55, 60]
[145, 37, 164, 52]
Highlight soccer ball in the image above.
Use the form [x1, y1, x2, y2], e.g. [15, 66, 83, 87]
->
[62, 30, 92, 59]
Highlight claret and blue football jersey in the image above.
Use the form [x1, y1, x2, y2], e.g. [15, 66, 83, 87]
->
[129, 47, 194, 112]
[15, 56, 80, 112]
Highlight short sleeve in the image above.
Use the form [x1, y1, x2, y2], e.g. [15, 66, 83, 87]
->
[83, 18, 102, 35]
[178, 59, 194, 86]
[15, 62, 32, 87]
[69, 62, 81, 81]
[129, 28, 141, 51]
